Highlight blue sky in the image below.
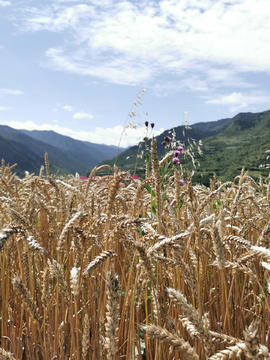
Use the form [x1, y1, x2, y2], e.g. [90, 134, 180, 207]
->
[0, 0, 270, 147]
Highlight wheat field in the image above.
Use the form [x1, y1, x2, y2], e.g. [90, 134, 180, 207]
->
[0, 141, 270, 360]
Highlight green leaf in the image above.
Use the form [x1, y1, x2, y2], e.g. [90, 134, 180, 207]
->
[137, 226, 147, 237]
[145, 185, 155, 197]
[152, 200, 157, 215]
[162, 192, 167, 201]
[215, 199, 221, 209]
[143, 153, 150, 163]
[178, 198, 184, 209]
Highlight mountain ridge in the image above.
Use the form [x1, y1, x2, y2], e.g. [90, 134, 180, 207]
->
[1, 110, 269, 184]
[94, 110, 270, 185]
[21, 129, 126, 170]
[0, 126, 127, 177]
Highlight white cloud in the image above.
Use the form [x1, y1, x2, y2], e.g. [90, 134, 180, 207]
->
[0, 1, 11, 6]
[0, 88, 23, 96]
[18, 0, 270, 88]
[206, 92, 270, 112]
[45, 48, 152, 85]
[0, 107, 10, 111]
[63, 105, 73, 111]
[0, 119, 165, 147]
[73, 111, 93, 119]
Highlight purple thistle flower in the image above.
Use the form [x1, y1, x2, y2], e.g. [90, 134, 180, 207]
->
[167, 136, 172, 141]
[164, 174, 168, 179]
[178, 146, 184, 152]
[174, 150, 180, 157]
[172, 157, 179, 164]
[179, 179, 185, 186]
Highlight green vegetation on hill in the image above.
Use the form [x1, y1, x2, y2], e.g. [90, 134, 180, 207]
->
[91, 123, 222, 177]
[192, 110, 270, 185]
[92, 110, 270, 186]
[1, 110, 269, 183]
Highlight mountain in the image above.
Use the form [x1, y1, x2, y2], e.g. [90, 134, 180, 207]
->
[21, 130, 126, 170]
[93, 121, 229, 175]
[0, 134, 45, 174]
[0, 126, 127, 177]
[190, 110, 270, 185]
[191, 117, 231, 133]
[93, 110, 270, 186]
[0, 125, 88, 176]
[1, 110, 269, 184]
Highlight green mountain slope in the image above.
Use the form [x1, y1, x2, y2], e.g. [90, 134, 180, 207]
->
[93, 122, 225, 175]
[191, 117, 231, 133]
[93, 110, 270, 185]
[192, 110, 270, 185]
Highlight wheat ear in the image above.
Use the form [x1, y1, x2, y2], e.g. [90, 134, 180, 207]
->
[142, 324, 199, 360]
[83, 250, 116, 276]
[166, 287, 214, 356]
[106, 172, 128, 215]
[48, 259, 70, 307]
[0, 348, 16, 360]
[243, 321, 259, 359]
[12, 275, 40, 324]
[44, 152, 50, 177]
[82, 313, 91, 360]
[41, 266, 51, 308]
[104, 268, 120, 360]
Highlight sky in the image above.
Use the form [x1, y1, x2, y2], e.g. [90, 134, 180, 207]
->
[0, 0, 270, 147]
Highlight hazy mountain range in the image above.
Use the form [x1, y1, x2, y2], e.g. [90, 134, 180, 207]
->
[0, 126, 126, 177]
[1, 110, 269, 184]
